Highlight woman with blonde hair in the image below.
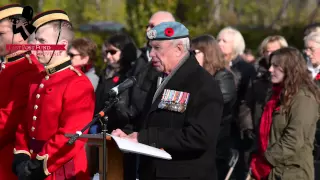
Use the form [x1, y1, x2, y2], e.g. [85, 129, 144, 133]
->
[258, 35, 288, 57]
[217, 26, 245, 65]
[256, 35, 288, 71]
[253, 35, 288, 132]
[191, 34, 237, 180]
[217, 26, 256, 180]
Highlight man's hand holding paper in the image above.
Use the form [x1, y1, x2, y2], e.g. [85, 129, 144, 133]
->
[111, 129, 128, 137]
[111, 129, 138, 143]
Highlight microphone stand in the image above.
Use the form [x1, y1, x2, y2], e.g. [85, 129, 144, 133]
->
[67, 96, 119, 180]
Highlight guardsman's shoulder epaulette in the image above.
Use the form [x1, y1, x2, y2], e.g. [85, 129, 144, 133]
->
[5, 50, 31, 63]
[69, 66, 82, 76]
[25, 53, 32, 64]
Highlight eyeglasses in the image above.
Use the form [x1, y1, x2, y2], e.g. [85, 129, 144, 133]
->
[304, 47, 320, 53]
[68, 53, 81, 58]
[105, 50, 118, 55]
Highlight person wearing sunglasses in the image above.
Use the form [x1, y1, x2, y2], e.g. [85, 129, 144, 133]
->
[102, 43, 121, 68]
[89, 33, 144, 179]
[93, 33, 138, 132]
[68, 37, 99, 91]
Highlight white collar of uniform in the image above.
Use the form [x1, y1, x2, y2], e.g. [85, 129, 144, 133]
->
[307, 59, 320, 78]
[44, 56, 71, 75]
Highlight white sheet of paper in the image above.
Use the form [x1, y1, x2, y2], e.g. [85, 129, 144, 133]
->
[107, 134, 172, 160]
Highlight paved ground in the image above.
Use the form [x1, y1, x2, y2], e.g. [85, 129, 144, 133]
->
[91, 173, 139, 180]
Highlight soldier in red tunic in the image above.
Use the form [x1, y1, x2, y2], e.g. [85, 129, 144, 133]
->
[13, 10, 95, 180]
[0, 4, 40, 180]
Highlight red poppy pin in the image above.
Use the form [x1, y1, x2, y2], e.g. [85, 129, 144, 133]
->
[164, 27, 174, 37]
[315, 73, 320, 81]
[112, 76, 119, 83]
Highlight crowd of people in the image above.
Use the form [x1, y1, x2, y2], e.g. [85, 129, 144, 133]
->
[1, 2, 320, 180]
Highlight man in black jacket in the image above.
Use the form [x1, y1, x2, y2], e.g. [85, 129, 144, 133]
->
[113, 22, 223, 180]
[118, 11, 176, 131]
[109, 11, 176, 180]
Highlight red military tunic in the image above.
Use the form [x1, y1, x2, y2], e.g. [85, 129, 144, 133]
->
[14, 57, 95, 180]
[0, 51, 41, 180]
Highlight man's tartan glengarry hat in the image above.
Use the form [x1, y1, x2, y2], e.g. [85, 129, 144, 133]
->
[32, 10, 70, 29]
[0, 4, 23, 20]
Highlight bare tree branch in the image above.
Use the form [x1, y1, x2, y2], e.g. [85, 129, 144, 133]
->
[229, 0, 235, 12]
[268, 0, 290, 29]
[234, 0, 248, 25]
[308, 0, 320, 24]
[292, 0, 307, 24]
[266, 0, 274, 26]
[256, 0, 266, 27]
[96, 0, 101, 12]
[213, 0, 221, 24]
[38, 0, 44, 13]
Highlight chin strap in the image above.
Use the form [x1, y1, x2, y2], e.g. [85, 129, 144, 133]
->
[8, 18, 17, 55]
[46, 20, 62, 65]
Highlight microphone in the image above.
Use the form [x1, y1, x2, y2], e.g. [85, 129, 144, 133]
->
[108, 76, 137, 97]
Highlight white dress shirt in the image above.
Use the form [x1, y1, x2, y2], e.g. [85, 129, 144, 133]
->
[307, 59, 320, 79]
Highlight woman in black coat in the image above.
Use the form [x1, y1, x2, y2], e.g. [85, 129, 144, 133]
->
[191, 34, 237, 180]
[93, 33, 139, 132]
[89, 33, 144, 179]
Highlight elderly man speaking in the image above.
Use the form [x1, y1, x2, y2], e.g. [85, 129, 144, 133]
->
[112, 22, 223, 180]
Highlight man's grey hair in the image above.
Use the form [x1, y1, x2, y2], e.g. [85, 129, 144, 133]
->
[150, 11, 175, 22]
[171, 37, 190, 52]
[304, 32, 320, 47]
